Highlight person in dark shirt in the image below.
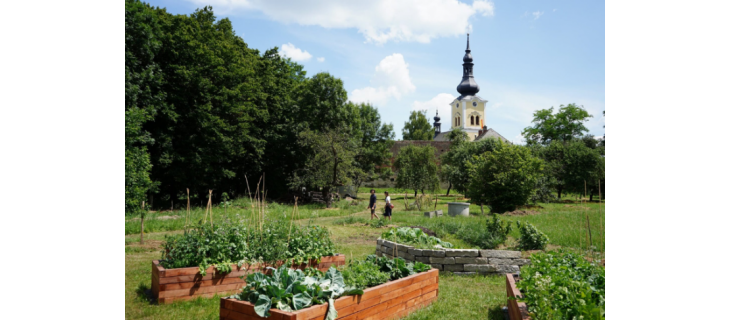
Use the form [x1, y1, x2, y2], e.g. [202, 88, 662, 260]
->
[368, 189, 379, 220]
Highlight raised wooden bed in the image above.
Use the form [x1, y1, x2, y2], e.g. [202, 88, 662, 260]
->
[505, 273, 531, 320]
[220, 268, 439, 320]
[152, 255, 346, 304]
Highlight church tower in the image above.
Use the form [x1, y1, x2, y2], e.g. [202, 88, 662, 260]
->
[450, 34, 487, 141]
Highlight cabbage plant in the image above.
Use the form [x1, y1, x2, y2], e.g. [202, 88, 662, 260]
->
[231, 266, 363, 319]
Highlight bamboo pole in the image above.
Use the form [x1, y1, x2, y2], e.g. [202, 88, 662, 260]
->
[140, 200, 145, 244]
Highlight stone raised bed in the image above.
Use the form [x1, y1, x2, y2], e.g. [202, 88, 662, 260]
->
[506, 273, 532, 320]
[151, 255, 346, 304]
[376, 239, 529, 275]
[220, 268, 439, 320]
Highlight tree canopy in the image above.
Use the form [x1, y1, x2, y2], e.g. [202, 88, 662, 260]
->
[393, 144, 440, 196]
[402, 110, 434, 140]
[441, 137, 501, 195]
[466, 142, 544, 213]
[124, 1, 394, 211]
[522, 103, 593, 145]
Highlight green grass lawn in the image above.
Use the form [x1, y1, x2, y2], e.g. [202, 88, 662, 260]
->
[125, 197, 604, 319]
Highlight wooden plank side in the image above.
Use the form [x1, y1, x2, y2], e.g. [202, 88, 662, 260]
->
[295, 270, 437, 320]
[221, 299, 296, 320]
[505, 274, 532, 320]
[305, 271, 438, 320]
[159, 269, 255, 284]
[161, 276, 247, 291]
[159, 283, 244, 298]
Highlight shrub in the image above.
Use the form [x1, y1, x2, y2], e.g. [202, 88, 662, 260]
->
[516, 221, 549, 250]
[517, 250, 605, 319]
[380, 227, 453, 249]
[456, 214, 512, 249]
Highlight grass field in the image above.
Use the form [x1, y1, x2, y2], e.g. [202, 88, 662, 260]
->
[125, 194, 605, 319]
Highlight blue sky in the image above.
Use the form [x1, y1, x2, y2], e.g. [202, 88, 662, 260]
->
[145, 0, 605, 142]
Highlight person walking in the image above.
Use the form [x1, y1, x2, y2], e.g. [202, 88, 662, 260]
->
[384, 191, 392, 221]
[368, 189, 379, 220]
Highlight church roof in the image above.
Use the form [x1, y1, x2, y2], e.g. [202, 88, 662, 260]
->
[433, 132, 450, 141]
[433, 128, 511, 144]
[475, 128, 511, 143]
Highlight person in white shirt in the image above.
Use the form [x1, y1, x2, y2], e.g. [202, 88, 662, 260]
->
[383, 191, 392, 221]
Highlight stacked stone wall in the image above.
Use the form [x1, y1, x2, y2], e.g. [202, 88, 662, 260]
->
[375, 239, 529, 275]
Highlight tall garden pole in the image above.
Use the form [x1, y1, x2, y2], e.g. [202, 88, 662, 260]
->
[140, 200, 145, 245]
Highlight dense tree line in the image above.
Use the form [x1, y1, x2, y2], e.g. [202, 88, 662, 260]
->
[436, 104, 604, 213]
[125, 1, 394, 212]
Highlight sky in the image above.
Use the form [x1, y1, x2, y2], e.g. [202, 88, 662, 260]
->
[144, 0, 605, 142]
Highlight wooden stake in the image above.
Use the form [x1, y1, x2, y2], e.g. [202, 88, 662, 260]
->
[209, 190, 214, 226]
[140, 200, 145, 244]
[186, 188, 190, 233]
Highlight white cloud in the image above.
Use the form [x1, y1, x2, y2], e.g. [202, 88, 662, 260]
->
[473, 0, 495, 17]
[187, 0, 496, 44]
[411, 93, 456, 128]
[532, 11, 544, 20]
[350, 53, 416, 105]
[316, 57, 325, 62]
[279, 43, 312, 61]
[512, 133, 526, 145]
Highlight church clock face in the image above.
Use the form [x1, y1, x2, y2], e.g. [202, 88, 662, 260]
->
[473, 102, 477, 107]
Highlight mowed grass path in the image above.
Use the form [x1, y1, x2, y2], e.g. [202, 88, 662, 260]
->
[125, 196, 604, 319]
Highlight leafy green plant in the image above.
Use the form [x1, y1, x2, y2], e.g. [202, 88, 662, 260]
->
[160, 219, 336, 274]
[368, 218, 387, 228]
[516, 250, 605, 319]
[456, 214, 512, 249]
[231, 265, 363, 319]
[342, 258, 390, 290]
[380, 227, 453, 249]
[516, 221, 549, 250]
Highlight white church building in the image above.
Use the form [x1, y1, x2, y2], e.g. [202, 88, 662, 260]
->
[433, 34, 510, 143]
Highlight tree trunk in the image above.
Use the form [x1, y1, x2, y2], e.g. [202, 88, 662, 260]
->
[446, 182, 452, 196]
[590, 192, 594, 202]
[480, 204, 484, 215]
[324, 186, 332, 208]
[414, 190, 418, 198]
[557, 187, 562, 199]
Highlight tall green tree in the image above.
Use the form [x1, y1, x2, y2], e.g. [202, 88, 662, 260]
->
[441, 137, 501, 196]
[144, 6, 269, 201]
[125, 0, 163, 214]
[351, 103, 395, 190]
[393, 145, 440, 197]
[522, 103, 593, 145]
[298, 73, 358, 133]
[532, 140, 604, 199]
[402, 110, 434, 140]
[466, 142, 544, 213]
[290, 126, 358, 208]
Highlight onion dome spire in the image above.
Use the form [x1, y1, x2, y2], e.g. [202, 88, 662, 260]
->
[456, 33, 480, 97]
[433, 110, 442, 137]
